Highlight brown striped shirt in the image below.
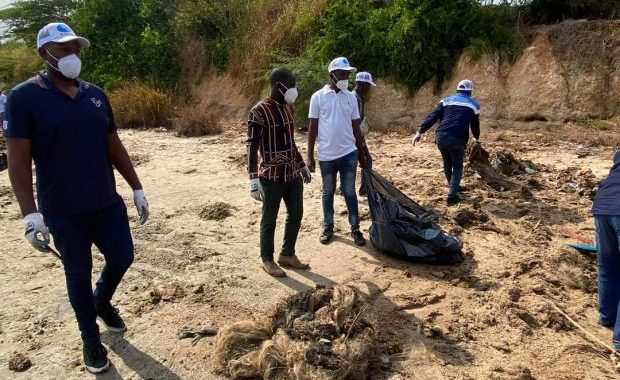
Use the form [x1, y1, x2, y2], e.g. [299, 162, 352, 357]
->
[246, 97, 305, 182]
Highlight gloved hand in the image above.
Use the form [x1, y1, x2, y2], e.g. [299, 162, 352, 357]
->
[133, 189, 149, 225]
[300, 166, 312, 184]
[250, 178, 264, 201]
[412, 132, 422, 146]
[24, 212, 50, 252]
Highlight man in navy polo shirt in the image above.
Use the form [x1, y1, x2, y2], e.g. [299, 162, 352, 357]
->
[413, 79, 481, 206]
[5, 23, 149, 374]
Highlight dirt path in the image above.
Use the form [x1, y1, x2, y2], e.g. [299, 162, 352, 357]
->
[0, 128, 617, 379]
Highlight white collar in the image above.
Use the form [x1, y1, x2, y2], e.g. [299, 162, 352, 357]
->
[321, 84, 350, 95]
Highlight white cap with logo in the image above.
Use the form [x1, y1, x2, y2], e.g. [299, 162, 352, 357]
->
[37, 23, 90, 49]
[328, 57, 356, 73]
[356, 71, 376, 86]
[457, 79, 474, 92]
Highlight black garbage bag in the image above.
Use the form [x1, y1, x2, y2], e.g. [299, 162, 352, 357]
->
[362, 169, 464, 265]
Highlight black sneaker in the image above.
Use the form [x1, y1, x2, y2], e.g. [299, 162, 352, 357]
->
[352, 229, 366, 246]
[96, 303, 127, 333]
[446, 195, 461, 206]
[319, 228, 334, 245]
[83, 339, 109, 374]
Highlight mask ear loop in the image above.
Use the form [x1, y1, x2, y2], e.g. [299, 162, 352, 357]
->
[44, 49, 63, 74]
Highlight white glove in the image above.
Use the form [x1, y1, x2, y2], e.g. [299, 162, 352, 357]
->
[412, 132, 422, 146]
[24, 212, 50, 252]
[133, 189, 149, 225]
[250, 178, 264, 201]
[300, 166, 312, 184]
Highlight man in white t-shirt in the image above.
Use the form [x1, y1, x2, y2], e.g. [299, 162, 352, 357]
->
[307, 57, 370, 246]
[0, 90, 7, 125]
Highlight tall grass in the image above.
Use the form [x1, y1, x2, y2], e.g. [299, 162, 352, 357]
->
[109, 82, 172, 129]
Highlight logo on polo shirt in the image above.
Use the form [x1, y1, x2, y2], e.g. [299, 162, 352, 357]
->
[91, 97, 102, 108]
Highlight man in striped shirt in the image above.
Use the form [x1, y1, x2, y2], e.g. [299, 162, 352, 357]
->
[246, 68, 312, 277]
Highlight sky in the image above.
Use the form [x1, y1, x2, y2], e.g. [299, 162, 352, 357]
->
[0, 0, 13, 34]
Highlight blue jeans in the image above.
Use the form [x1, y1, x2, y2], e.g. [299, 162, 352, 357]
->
[319, 150, 360, 230]
[595, 214, 620, 349]
[45, 200, 134, 342]
[437, 142, 466, 197]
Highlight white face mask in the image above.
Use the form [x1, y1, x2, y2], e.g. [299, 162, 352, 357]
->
[278, 82, 299, 104]
[46, 50, 82, 79]
[331, 74, 349, 91]
[336, 80, 349, 91]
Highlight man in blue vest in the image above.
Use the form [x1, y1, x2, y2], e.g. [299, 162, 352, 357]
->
[592, 151, 620, 370]
[5, 23, 149, 374]
[413, 79, 481, 205]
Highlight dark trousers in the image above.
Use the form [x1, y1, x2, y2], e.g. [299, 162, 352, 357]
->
[595, 214, 620, 349]
[260, 177, 303, 262]
[45, 200, 134, 342]
[437, 142, 466, 197]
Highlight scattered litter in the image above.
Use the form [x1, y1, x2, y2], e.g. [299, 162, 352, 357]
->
[178, 327, 219, 345]
[467, 143, 524, 192]
[559, 226, 595, 245]
[490, 149, 539, 176]
[567, 243, 597, 254]
[555, 167, 598, 198]
[213, 285, 389, 380]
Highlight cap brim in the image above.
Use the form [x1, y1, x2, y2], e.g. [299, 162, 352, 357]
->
[329, 66, 357, 73]
[53, 35, 90, 48]
[357, 79, 376, 86]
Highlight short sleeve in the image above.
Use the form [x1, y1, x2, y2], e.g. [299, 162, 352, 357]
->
[102, 92, 118, 133]
[4, 87, 35, 139]
[308, 92, 320, 119]
[351, 94, 360, 120]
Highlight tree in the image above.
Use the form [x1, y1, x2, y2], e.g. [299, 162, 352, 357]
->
[0, 0, 79, 44]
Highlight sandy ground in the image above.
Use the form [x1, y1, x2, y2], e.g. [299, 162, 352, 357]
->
[0, 126, 618, 380]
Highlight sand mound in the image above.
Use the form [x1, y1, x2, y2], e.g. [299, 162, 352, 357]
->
[199, 202, 234, 221]
[213, 285, 384, 380]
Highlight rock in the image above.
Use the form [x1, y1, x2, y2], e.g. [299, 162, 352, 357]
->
[8, 353, 32, 372]
[368, 21, 619, 126]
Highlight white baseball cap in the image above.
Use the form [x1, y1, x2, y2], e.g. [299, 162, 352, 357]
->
[328, 57, 356, 73]
[356, 72, 376, 86]
[457, 79, 474, 92]
[37, 23, 90, 49]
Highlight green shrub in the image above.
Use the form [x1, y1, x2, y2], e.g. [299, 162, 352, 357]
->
[576, 117, 617, 131]
[0, 42, 42, 90]
[271, 53, 327, 127]
[303, 0, 522, 92]
[109, 82, 172, 129]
